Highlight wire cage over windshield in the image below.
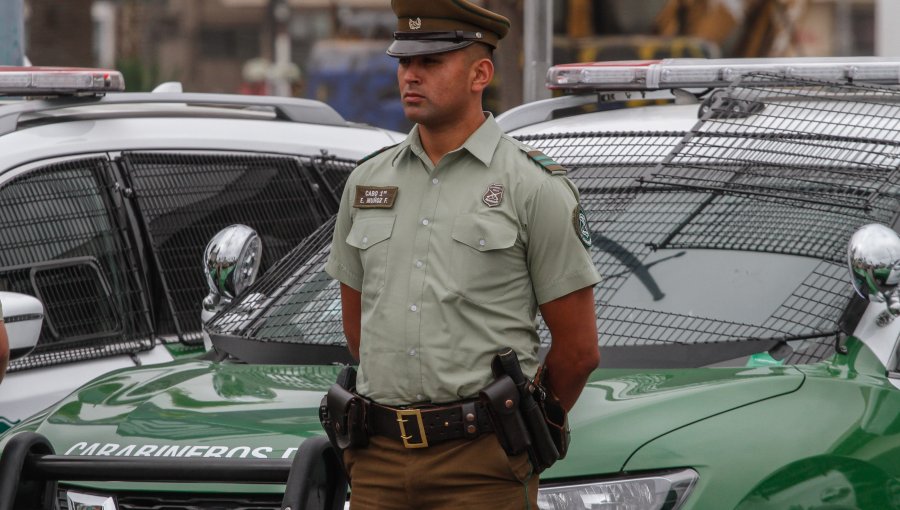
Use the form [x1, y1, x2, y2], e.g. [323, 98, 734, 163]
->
[209, 74, 900, 368]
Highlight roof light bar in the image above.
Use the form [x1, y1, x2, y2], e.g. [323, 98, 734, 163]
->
[547, 58, 900, 91]
[0, 66, 125, 96]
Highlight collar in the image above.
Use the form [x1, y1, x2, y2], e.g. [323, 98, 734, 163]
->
[392, 113, 502, 168]
[461, 113, 502, 167]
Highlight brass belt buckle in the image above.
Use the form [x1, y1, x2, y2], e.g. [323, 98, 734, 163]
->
[396, 408, 428, 449]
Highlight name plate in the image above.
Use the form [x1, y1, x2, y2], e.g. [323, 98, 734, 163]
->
[354, 186, 398, 209]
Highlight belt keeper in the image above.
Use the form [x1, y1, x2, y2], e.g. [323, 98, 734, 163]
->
[462, 401, 479, 438]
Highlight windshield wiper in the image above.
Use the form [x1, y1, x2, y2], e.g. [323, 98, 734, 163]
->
[209, 332, 353, 366]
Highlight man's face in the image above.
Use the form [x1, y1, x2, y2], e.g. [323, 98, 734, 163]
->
[397, 48, 478, 127]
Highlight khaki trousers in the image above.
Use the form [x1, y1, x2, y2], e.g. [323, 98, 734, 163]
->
[344, 433, 538, 509]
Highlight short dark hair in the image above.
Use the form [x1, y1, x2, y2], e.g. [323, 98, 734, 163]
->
[469, 42, 494, 62]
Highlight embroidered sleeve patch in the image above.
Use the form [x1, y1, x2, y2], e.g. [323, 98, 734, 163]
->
[573, 204, 592, 248]
[527, 150, 567, 175]
[354, 186, 398, 209]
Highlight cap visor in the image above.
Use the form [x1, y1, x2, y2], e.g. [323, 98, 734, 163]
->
[386, 39, 473, 57]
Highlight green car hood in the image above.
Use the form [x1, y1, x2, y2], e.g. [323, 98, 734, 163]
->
[7, 360, 804, 488]
[545, 365, 805, 478]
[29, 360, 342, 461]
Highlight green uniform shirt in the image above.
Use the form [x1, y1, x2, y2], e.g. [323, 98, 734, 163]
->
[325, 114, 600, 405]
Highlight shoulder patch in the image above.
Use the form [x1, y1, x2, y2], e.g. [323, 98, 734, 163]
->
[572, 204, 592, 248]
[357, 143, 400, 166]
[526, 150, 567, 175]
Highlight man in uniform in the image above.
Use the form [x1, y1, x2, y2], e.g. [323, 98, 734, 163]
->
[324, 0, 601, 507]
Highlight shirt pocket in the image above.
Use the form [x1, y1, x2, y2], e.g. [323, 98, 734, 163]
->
[347, 215, 395, 294]
[450, 213, 520, 303]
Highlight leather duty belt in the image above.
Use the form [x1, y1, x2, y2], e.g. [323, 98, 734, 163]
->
[366, 399, 493, 449]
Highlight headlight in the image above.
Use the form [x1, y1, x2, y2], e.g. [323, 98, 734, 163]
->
[537, 468, 698, 510]
[65, 490, 117, 510]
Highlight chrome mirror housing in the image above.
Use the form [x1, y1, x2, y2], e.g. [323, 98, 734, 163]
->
[848, 224, 900, 324]
[201, 224, 262, 324]
[0, 291, 44, 361]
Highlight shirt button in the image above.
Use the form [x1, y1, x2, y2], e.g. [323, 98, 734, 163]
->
[422, 218, 430, 226]
[478, 239, 486, 247]
[432, 178, 439, 185]
[362, 236, 368, 244]
[408, 348, 417, 356]
[410, 304, 418, 312]
[416, 394, 425, 401]
[415, 260, 424, 269]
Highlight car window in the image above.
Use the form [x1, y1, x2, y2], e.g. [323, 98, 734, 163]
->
[0, 156, 153, 370]
[120, 151, 357, 342]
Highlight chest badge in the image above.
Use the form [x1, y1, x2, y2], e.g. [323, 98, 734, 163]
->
[482, 183, 504, 208]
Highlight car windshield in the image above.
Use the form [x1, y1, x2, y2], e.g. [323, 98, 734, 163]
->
[207, 74, 900, 368]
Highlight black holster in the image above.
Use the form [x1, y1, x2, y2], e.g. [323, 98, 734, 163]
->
[319, 366, 369, 456]
[480, 349, 570, 474]
[479, 375, 531, 456]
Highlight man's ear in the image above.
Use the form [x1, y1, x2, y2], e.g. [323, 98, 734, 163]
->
[471, 58, 494, 93]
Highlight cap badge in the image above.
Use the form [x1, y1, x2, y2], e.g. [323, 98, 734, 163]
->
[409, 17, 422, 30]
[483, 183, 504, 208]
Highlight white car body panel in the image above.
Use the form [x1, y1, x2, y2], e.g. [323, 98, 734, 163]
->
[0, 345, 175, 430]
[0, 116, 403, 178]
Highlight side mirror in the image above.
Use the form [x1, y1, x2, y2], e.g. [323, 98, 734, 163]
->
[201, 224, 262, 325]
[0, 292, 44, 360]
[848, 224, 900, 325]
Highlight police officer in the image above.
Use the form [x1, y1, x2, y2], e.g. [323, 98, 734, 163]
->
[324, 0, 601, 507]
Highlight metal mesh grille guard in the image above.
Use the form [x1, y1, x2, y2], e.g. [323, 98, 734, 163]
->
[2, 150, 355, 371]
[209, 75, 900, 367]
[651, 74, 900, 260]
[124, 151, 356, 342]
[1, 158, 153, 371]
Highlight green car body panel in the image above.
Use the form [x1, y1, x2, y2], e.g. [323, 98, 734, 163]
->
[625, 339, 900, 510]
[4, 336, 896, 505]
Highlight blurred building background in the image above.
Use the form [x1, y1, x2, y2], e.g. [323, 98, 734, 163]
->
[13, 0, 883, 131]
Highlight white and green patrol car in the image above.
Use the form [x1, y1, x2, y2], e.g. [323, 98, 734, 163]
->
[0, 66, 403, 433]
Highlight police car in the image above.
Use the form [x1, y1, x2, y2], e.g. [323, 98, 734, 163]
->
[0, 66, 403, 433]
[4, 58, 900, 510]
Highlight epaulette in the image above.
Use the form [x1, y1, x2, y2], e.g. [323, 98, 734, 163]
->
[526, 150, 567, 175]
[357, 143, 400, 166]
